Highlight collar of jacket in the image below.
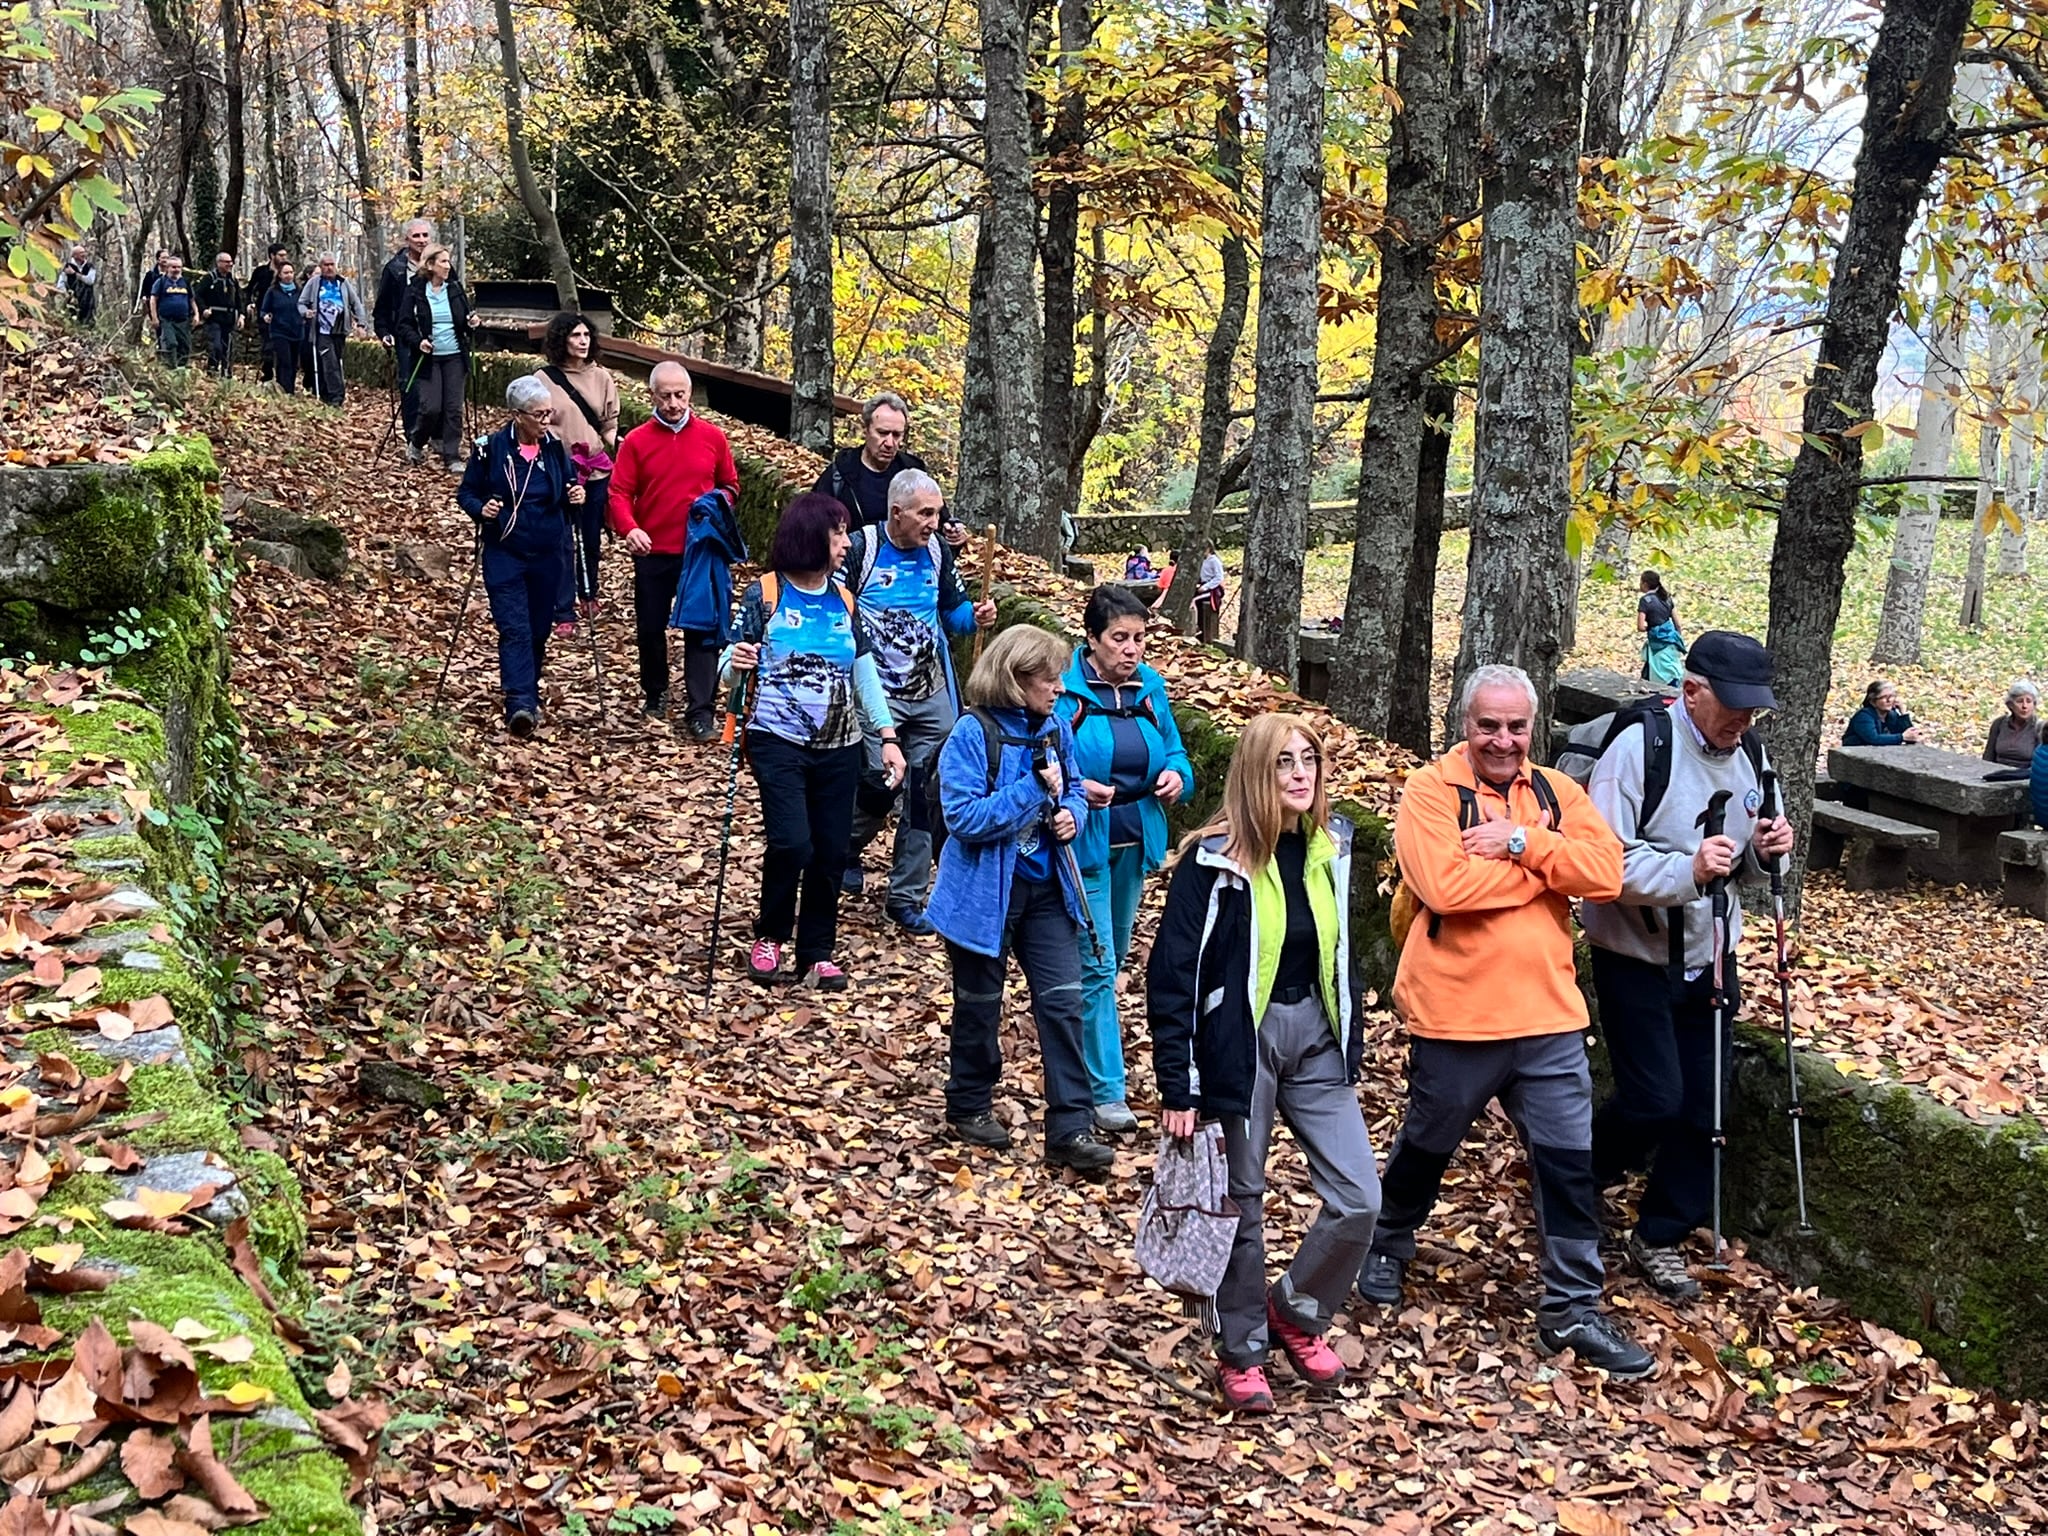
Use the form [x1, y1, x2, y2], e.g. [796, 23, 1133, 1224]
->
[1188, 814, 1355, 1044]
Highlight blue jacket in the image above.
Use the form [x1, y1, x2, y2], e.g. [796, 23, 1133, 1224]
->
[456, 427, 574, 556]
[925, 708, 1091, 958]
[2032, 739, 2048, 827]
[1054, 650, 1195, 875]
[260, 283, 305, 343]
[669, 489, 746, 640]
[1844, 705, 1914, 746]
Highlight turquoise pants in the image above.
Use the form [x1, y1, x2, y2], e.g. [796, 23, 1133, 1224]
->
[1079, 843, 1147, 1104]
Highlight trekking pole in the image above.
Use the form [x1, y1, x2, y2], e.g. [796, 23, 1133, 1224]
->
[970, 523, 998, 667]
[375, 350, 427, 465]
[705, 672, 753, 999]
[1759, 769, 1814, 1235]
[431, 529, 484, 716]
[570, 512, 605, 724]
[1034, 737, 1105, 962]
[1696, 787, 1734, 1271]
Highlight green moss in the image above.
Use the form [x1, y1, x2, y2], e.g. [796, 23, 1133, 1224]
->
[17, 1031, 114, 1071]
[48, 699, 166, 772]
[99, 945, 212, 1025]
[126, 1061, 236, 1154]
[71, 832, 148, 868]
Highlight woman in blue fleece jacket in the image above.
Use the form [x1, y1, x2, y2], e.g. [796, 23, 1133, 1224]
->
[924, 625, 1110, 1176]
[1844, 679, 1923, 746]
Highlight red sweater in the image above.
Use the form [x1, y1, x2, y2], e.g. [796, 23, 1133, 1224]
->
[607, 413, 740, 555]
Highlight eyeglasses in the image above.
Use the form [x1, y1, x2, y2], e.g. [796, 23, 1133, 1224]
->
[1275, 751, 1319, 777]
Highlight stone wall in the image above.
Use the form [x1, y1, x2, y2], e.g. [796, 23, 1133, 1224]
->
[1071, 494, 1472, 556]
[0, 446, 367, 1528]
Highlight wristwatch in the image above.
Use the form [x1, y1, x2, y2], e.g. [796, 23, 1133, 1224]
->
[1507, 826, 1528, 858]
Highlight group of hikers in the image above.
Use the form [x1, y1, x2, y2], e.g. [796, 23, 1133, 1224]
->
[425, 324, 1820, 1409]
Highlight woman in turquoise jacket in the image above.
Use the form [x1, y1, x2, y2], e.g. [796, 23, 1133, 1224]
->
[1056, 585, 1196, 1133]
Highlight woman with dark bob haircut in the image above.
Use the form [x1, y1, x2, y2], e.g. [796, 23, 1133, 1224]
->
[537, 312, 620, 637]
[724, 493, 906, 989]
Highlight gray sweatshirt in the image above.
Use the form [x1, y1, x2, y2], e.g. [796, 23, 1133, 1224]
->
[1581, 700, 1772, 972]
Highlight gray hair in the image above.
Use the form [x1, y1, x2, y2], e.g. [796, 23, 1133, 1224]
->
[862, 390, 910, 426]
[2009, 679, 2040, 707]
[1459, 663, 1539, 723]
[506, 375, 553, 415]
[404, 218, 435, 238]
[887, 468, 942, 512]
[649, 360, 693, 393]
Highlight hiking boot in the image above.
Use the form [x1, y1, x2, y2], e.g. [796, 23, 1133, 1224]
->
[552, 620, 577, 639]
[1217, 1363, 1274, 1414]
[1536, 1312, 1656, 1381]
[886, 903, 938, 937]
[443, 458, 463, 475]
[1266, 1296, 1347, 1387]
[506, 709, 537, 740]
[405, 441, 424, 465]
[642, 691, 668, 721]
[1355, 1251, 1406, 1307]
[1044, 1130, 1115, 1176]
[686, 715, 718, 743]
[747, 939, 782, 984]
[802, 961, 849, 992]
[949, 1112, 1012, 1150]
[1627, 1233, 1701, 1300]
[841, 866, 864, 895]
[1092, 1100, 1138, 1134]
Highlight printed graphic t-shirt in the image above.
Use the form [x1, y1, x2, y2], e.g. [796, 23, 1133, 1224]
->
[751, 580, 866, 750]
[859, 539, 945, 701]
[152, 276, 193, 323]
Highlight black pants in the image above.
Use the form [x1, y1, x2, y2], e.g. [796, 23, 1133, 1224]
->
[943, 875, 1093, 1140]
[1590, 947, 1739, 1248]
[395, 338, 423, 440]
[311, 331, 346, 406]
[270, 336, 303, 394]
[747, 731, 860, 968]
[631, 552, 716, 720]
[205, 316, 235, 375]
[412, 353, 468, 463]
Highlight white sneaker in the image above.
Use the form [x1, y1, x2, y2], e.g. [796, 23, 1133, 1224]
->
[1093, 1100, 1138, 1134]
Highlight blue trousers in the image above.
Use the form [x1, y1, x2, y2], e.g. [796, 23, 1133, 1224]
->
[1078, 843, 1146, 1104]
[481, 534, 561, 717]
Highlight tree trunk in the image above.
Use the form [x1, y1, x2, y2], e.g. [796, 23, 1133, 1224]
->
[1870, 300, 1965, 664]
[141, 0, 206, 257]
[1159, 27, 1250, 636]
[1578, 0, 1635, 354]
[492, 0, 579, 309]
[1765, 0, 1971, 911]
[1447, 0, 1585, 740]
[1390, 378, 1459, 755]
[787, 0, 834, 452]
[1960, 327, 2013, 628]
[1039, 0, 1092, 537]
[1237, 0, 1327, 679]
[327, 15, 382, 268]
[403, 7, 425, 187]
[219, 0, 246, 255]
[1998, 338, 2040, 577]
[955, 220, 1003, 534]
[721, 245, 770, 368]
[979, 0, 1048, 559]
[260, 24, 302, 256]
[1327, 0, 1453, 734]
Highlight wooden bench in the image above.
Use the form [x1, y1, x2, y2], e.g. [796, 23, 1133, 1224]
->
[1810, 803, 1940, 891]
[1997, 828, 2048, 919]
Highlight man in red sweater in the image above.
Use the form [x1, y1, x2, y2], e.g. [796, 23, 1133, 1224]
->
[609, 362, 741, 738]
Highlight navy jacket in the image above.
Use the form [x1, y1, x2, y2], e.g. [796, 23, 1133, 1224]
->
[373, 251, 414, 340]
[669, 489, 747, 640]
[259, 283, 305, 343]
[1844, 705, 1915, 747]
[2033, 739, 2048, 828]
[457, 427, 575, 555]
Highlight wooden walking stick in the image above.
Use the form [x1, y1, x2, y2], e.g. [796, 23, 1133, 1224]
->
[970, 523, 998, 665]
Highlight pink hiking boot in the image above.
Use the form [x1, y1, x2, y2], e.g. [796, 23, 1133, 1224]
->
[1217, 1363, 1274, 1413]
[1267, 1295, 1347, 1387]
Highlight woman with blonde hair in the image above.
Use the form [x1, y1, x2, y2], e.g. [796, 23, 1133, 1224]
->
[394, 243, 479, 471]
[925, 625, 1112, 1175]
[1146, 712, 1379, 1413]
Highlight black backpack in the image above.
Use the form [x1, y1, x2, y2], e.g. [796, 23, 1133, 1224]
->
[921, 707, 1055, 861]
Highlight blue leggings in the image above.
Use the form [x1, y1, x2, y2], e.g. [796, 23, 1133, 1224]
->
[1078, 843, 1146, 1104]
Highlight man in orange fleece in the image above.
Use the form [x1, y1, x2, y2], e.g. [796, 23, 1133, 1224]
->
[1358, 664, 1653, 1380]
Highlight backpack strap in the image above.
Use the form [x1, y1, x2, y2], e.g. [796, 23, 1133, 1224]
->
[1425, 786, 1485, 941]
[760, 571, 779, 620]
[1528, 767, 1562, 831]
[1639, 706, 1675, 829]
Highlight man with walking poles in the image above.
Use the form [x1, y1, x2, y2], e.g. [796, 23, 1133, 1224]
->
[375, 219, 435, 443]
[1582, 631, 1797, 1300]
[1360, 664, 1654, 1379]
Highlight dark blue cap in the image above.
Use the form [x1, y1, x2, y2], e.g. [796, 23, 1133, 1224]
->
[1686, 631, 1776, 710]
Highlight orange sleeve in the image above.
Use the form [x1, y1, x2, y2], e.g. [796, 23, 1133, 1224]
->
[1394, 767, 1548, 915]
[1517, 775, 1623, 901]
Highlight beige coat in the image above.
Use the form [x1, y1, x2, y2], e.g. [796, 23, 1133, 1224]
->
[542, 361, 620, 460]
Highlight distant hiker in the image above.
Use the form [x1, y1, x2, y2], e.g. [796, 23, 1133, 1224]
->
[812, 391, 969, 548]
[298, 255, 368, 407]
[1124, 547, 1156, 581]
[839, 469, 996, 934]
[193, 253, 242, 377]
[1843, 679, 1922, 746]
[136, 248, 170, 314]
[58, 245, 99, 326]
[1359, 665, 1652, 1381]
[1984, 680, 2040, 769]
[395, 245, 479, 473]
[1583, 632, 1795, 1301]
[1147, 713, 1376, 1413]
[148, 254, 194, 369]
[1194, 545, 1227, 644]
[724, 493, 904, 991]
[1056, 584, 1194, 1134]
[1637, 570, 1685, 687]
[538, 312, 621, 637]
[608, 361, 740, 738]
[257, 262, 307, 396]
[454, 375, 585, 740]
[374, 219, 435, 443]
[245, 244, 288, 381]
[925, 625, 1110, 1175]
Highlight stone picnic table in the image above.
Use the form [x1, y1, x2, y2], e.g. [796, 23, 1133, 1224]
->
[1825, 743, 2028, 887]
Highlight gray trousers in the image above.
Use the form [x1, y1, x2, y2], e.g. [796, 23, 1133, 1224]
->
[850, 687, 956, 911]
[1369, 1031, 1604, 1327]
[1216, 997, 1381, 1368]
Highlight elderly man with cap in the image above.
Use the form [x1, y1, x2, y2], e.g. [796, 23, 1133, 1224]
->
[1358, 663, 1652, 1379]
[1583, 631, 1796, 1301]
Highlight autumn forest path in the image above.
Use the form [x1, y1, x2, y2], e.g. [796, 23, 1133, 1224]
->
[212, 394, 2042, 1536]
